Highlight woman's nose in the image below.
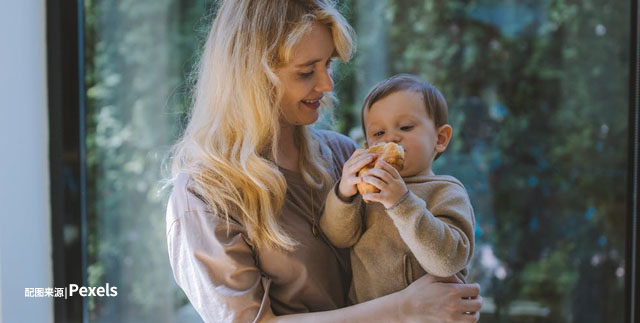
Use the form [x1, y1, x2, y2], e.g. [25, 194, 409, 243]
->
[315, 67, 334, 93]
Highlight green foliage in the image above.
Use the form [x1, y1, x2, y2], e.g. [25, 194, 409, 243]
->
[85, 0, 212, 321]
[343, 0, 628, 322]
[85, 0, 629, 322]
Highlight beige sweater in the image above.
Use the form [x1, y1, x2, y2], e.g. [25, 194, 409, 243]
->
[166, 130, 357, 322]
[320, 174, 475, 304]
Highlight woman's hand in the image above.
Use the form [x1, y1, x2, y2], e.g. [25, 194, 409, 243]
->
[397, 275, 482, 323]
[337, 149, 376, 200]
[361, 161, 408, 209]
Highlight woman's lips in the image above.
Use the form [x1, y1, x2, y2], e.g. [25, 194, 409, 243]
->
[301, 97, 322, 109]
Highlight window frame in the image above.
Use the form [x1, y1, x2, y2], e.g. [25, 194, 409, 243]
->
[47, 0, 87, 322]
[626, 1, 640, 323]
[46, 0, 640, 322]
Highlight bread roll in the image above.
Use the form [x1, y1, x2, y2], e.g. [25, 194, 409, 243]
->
[356, 142, 405, 200]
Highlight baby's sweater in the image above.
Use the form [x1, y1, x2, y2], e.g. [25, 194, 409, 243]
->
[320, 174, 475, 303]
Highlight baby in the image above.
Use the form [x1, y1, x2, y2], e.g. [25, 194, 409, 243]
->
[320, 74, 475, 303]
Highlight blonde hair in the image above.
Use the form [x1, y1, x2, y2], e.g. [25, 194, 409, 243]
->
[169, 0, 354, 250]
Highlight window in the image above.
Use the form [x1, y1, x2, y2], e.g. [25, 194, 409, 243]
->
[49, 0, 639, 322]
[83, 2, 214, 321]
[338, 1, 632, 321]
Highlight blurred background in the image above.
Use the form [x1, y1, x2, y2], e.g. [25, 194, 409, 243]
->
[0, 0, 633, 322]
[82, 0, 629, 322]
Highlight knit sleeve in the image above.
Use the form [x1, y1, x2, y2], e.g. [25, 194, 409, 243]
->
[319, 182, 364, 248]
[386, 186, 474, 278]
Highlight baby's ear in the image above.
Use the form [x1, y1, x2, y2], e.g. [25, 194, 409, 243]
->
[435, 124, 453, 153]
[364, 142, 369, 149]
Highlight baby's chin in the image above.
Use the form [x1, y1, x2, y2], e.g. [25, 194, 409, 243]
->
[401, 166, 432, 177]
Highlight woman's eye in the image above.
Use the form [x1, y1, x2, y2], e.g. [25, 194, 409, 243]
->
[400, 125, 414, 131]
[299, 71, 314, 79]
[373, 131, 384, 137]
[325, 59, 334, 68]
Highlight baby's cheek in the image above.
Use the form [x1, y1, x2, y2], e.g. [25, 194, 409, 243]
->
[367, 139, 381, 147]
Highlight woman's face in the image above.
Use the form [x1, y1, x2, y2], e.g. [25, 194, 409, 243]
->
[275, 22, 335, 127]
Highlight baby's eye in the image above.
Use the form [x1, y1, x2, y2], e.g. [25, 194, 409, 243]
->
[373, 131, 385, 137]
[400, 125, 414, 131]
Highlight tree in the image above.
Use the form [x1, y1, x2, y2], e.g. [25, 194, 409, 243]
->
[84, 0, 629, 321]
[85, 0, 212, 321]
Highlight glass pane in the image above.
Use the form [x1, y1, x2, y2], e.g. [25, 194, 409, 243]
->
[85, 0, 630, 322]
[84, 0, 212, 321]
[339, 0, 629, 322]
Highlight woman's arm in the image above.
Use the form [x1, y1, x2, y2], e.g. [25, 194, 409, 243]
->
[167, 178, 272, 323]
[265, 275, 482, 323]
[167, 174, 481, 323]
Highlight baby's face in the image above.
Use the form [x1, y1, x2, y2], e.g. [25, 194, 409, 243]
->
[364, 90, 439, 177]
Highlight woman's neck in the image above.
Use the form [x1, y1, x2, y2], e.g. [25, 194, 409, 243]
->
[276, 124, 300, 172]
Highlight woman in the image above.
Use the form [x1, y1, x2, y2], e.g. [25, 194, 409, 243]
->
[166, 0, 482, 322]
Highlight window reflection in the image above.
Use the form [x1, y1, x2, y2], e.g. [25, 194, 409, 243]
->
[85, 0, 629, 322]
[355, 1, 629, 322]
[85, 1, 212, 321]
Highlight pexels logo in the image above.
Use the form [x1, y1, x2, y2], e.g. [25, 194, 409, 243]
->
[25, 283, 118, 298]
[69, 283, 118, 297]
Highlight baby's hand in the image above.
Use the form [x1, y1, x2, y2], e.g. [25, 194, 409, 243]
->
[338, 149, 376, 200]
[361, 161, 408, 209]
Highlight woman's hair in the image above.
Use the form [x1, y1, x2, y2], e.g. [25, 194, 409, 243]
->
[169, 0, 354, 250]
[360, 73, 449, 159]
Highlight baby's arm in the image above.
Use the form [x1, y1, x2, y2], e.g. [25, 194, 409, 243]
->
[360, 162, 474, 276]
[319, 149, 375, 248]
[319, 183, 363, 248]
[387, 184, 475, 278]
[363, 162, 474, 277]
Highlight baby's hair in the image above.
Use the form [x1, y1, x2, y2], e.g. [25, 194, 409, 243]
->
[360, 73, 449, 159]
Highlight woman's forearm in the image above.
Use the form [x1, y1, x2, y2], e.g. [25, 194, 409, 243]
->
[263, 276, 482, 323]
[264, 292, 402, 323]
